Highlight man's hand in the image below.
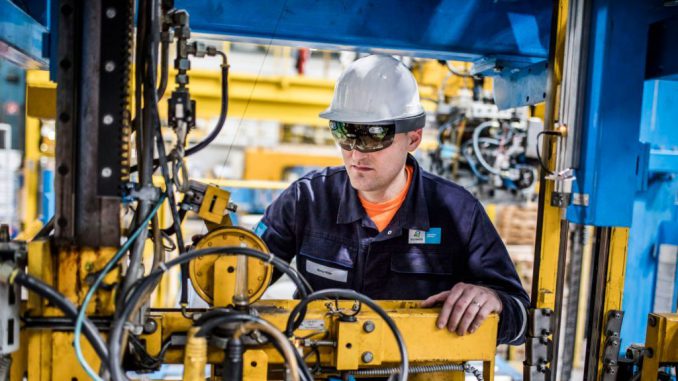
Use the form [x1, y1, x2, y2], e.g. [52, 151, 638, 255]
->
[420, 282, 503, 336]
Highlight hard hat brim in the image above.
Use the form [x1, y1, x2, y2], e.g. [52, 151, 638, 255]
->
[319, 111, 425, 133]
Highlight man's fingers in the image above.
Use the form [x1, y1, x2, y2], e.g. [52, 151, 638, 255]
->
[446, 287, 478, 333]
[456, 292, 489, 335]
[435, 283, 467, 329]
[420, 290, 450, 307]
[469, 303, 495, 334]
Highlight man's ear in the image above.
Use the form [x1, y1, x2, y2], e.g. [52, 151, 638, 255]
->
[407, 128, 424, 151]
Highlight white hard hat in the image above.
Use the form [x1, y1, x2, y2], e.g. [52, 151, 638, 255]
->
[320, 55, 425, 132]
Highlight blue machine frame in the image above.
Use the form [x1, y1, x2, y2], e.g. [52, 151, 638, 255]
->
[178, 0, 552, 65]
[561, 0, 678, 350]
[0, 0, 48, 69]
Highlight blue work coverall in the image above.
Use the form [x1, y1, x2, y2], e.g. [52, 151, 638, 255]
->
[257, 155, 529, 344]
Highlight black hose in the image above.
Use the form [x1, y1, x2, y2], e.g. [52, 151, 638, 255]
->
[284, 289, 409, 381]
[535, 130, 562, 176]
[108, 246, 311, 381]
[184, 53, 229, 157]
[150, 73, 188, 306]
[12, 272, 110, 365]
[194, 312, 314, 381]
[127, 50, 230, 174]
[156, 39, 170, 99]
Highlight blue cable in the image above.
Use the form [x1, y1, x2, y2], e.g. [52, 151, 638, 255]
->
[73, 195, 166, 380]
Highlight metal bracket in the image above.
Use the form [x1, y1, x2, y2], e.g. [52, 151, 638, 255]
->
[529, 308, 555, 337]
[602, 310, 624, 381]
[493, 61, 549, 110]
[126, 184, 162, 203]
[524, 308, 554, 381]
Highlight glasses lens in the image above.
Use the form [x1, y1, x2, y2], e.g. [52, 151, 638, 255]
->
[329, 121, 357, 150]
[329, 121, 395, 152]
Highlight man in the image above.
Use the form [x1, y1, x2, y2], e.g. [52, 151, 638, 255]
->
[257, 55, 529, 344]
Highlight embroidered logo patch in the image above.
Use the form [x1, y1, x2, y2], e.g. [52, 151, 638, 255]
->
[253, 221, 268, 237]
[408, 228, 442, 244]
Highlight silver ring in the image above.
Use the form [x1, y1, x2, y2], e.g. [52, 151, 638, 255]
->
[471, 300, 481, 307]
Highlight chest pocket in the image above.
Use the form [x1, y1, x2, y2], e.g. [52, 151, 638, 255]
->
[298, 234, 357, 290]
[382, 246, 455, 299]
[390, 246, 454, 275]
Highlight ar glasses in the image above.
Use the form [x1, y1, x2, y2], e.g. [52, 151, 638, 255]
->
[329, 121, 396, 153]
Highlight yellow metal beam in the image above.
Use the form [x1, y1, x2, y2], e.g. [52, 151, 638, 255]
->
[25, 68, 337, 126]
[22, 116, 41, 227]
[243, 147, 342, 181]
[26, 65, 446, 126]
[641, 313, 678, 381]
[533, 0, 569, 311]
[146, 301, 498, 380]
[596, 227, 629, 379]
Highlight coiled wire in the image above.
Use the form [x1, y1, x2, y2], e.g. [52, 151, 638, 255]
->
[347, 362, 484, 381]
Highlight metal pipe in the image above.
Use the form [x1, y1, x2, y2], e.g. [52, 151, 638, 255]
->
[121, 0, 161, 304]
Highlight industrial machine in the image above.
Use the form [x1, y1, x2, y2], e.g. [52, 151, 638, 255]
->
[425, 74, 542, 200]
[0, 0, 677, 381]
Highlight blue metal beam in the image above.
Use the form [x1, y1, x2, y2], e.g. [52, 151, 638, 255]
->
[0, 0, 48, 69]
[566, 1, 678, 227]
[178, 0, 552, 64]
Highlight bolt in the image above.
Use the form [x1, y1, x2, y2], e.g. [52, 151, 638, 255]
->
[363, 321, 375, 333]
[104, 61, 116, 72]
[646, 348, 654, 358]
[103, 114, 114, 125]
[361, 352, 373, 363]
[85, 262, 94, 272]
[614, 312, 621, 319]
[143, 319, 158, 334]
[648, 316, 657, 327]
[105, 7, 116, 19]
[101, 167, 112, 178]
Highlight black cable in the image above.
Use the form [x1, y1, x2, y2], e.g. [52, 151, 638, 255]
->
[535, 130, 562, 176]
[33, 216, 55, 240]
[194, 312, 314, 381]
[108, 246, 311, 381]
[150, 76, 188, 306]
[127, 50, 230, 175]
[12, 272, 110, 365]
[284, 288, 409, 381]
[156, 39, 170, 99]
[184, 53, 229, 156]
[128, 334, 171, 369]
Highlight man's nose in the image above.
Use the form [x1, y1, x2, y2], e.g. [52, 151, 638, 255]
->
[351, 148, 369, 161]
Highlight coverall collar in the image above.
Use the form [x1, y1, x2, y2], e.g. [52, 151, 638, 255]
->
[336, 154, 430, 231]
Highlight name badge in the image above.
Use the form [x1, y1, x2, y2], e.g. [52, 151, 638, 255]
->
[306, 259, 348, 283]
[408, 227, 442, 244]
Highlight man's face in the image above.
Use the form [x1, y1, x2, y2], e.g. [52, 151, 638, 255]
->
[341, 130, 422, 193]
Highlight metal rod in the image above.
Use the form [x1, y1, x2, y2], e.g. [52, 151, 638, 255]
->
[121, 0, 160, 301]
[550, 219, 570, 381]
[583, 227, 611, 381]
[561, 224, 586, 380]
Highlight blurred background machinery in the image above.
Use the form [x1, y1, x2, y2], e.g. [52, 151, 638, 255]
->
[0, 0, 676, 381]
